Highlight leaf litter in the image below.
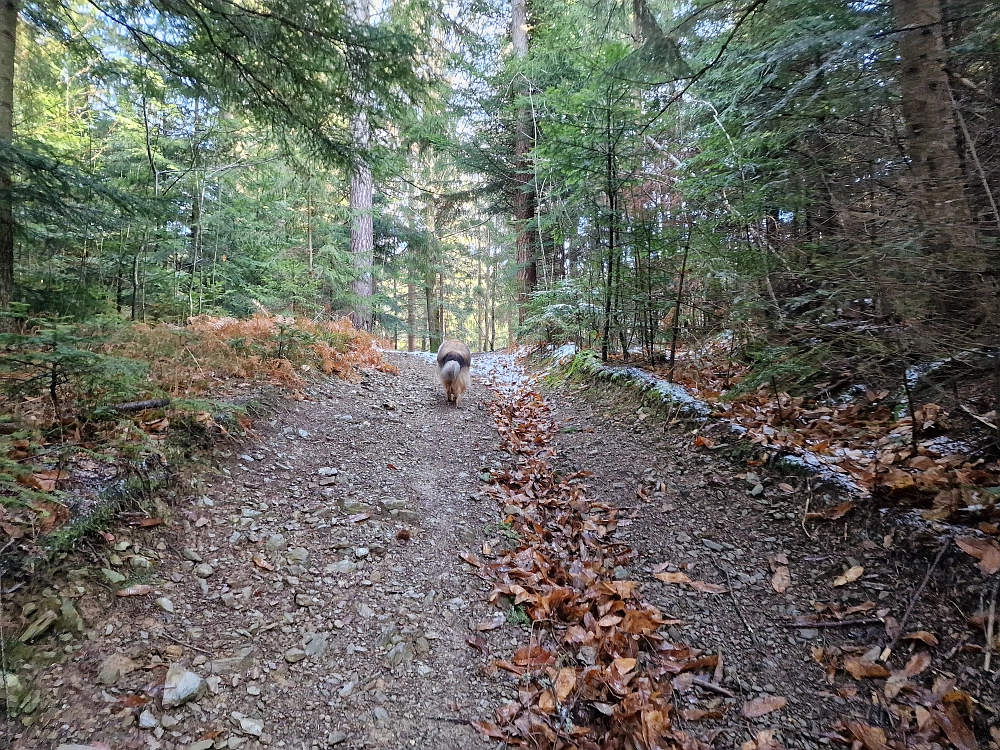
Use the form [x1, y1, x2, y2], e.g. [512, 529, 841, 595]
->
[472, 380, 722, 749]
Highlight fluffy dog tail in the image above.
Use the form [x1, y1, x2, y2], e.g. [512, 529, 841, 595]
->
[440, 359, 462, 385]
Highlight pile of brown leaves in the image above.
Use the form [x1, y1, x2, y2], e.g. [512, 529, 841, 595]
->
[470, 385, 721, 749]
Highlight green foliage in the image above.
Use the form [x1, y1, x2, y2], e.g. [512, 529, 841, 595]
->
[724, 345, 824, 400]
[0, 314, 151, 414]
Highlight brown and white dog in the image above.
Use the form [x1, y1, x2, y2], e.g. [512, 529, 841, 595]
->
[436, 339, 471, 406]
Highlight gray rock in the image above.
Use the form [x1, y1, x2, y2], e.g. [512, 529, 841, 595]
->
[207, 647, 255, 675]
[239, 716, 265, 736]
[284, 647, 306, 663]
[139, 708, 158, 729]
[156, 597, 175, 613]
[162, 664, 206, 708]
[325, 559, 356, 575]
[702, 539, 725, 552]
[186, 743, 214, 750]
[194, 564, 215, 578]
[354, 547, 369, 559]
[286, 547, 309, 564]
[372, 706, 389, 722]
[98, 653, 138, 686]
[266, 534, 287, 552]
[356, 602, 374, 619]
[304, 632, 329, 658]
[102, 568, 126, 584]
[326, 730, 349, 746]
[181, 549, 203, 562]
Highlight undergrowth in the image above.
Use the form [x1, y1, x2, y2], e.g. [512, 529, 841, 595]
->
[0, 309, 393, 545]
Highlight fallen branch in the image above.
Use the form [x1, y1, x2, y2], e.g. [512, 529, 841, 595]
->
[880, 534, 953, 662]
[714, 562, 758, 645]
[985, 576, 999, 672]
[112, 398, 171, 413]
[690, 677, 735, 698]
[782, 618, 882, 629]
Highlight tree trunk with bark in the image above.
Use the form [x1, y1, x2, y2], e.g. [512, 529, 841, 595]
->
[348, 0, 374, 331]
[512, 0, 537, 325]
[893, 0, 979, 309]
[0, 0, 17, 322]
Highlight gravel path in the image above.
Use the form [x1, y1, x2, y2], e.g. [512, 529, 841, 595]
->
[5, 351, 995, 750]
[10, 352, 513, 750]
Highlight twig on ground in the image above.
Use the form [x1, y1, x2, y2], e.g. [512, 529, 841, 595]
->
[691, 677, 735, 698]
[985, 576, 999, 672]
[782, 618, 883, 629]
[161, 632, 213, 656]
[880, 534, 953, 662]
[713, 562, 758, 645]
[801, 480, 815, 540]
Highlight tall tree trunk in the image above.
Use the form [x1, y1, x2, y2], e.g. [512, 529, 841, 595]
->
[512, 0, 537, 325]
[893, 0, 979, 316]
[407, 283, 416, 352]
[347, 0, 374, 331]
[0, 0, 17, 322]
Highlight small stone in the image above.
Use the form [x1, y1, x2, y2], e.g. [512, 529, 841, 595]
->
[702, 539, 725, 552]
[284, 647, 306, 663]
[102, 568, 126, 584]
[356, 603, 374, 619]
[613, 566, 630, 580]
[98, 654, 138, 686]
[130, 555, 152, 569]
[180, 549, 203, 562]
[194, 564, 214, 578]
[186, 741, 215, 750]
[372, 706, 389, 722]
[247, 685, 261, 696]
[139, 708, 158, 729]
[325, 559, 356, 575]
[750, 483, 765, 496]
[156, 597, 175, 613]
[239, 716, 265, 736]
[303, 632, 329, 658]
[297, 429, 310, 438]
[286, 547, 309, 565]
[162, 664, 206, 708]
[799, 629, 819, 640]
[326, 730, 349, 746]
[160, 714, 179, 729]
[416, 664, 432, 677]
[354, 547, 369, 559]
[266, 534, 287, 552]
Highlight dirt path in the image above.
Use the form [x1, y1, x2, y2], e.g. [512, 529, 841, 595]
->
[10, 353, 513, 750]
[5, 352, 995, 750]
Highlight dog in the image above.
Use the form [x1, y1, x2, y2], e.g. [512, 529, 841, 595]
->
[436, 339, 471, 406]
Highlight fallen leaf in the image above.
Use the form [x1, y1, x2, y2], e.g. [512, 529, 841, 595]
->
[386, 463, 399, 470]
[902, 631, 938, 646]
[689, 580, 728, 594]
[741, 695, 787, 718]
[471, 720, 505, 740]
[931, 705, 978, 750]
[805, 501, 855, 521]
[252, 554, 275, 571]
[741, 729, 785, 750]
[465, 635, 488, 652]
[694, 435, 715, 449]
[459, 551, 484, 568]
[116, 584, 152, 597]
[654, 571, 691, 585]
[553, 668, 576, 702]
[955, 536, 1000, 575]
[611, 657, 637, 674]
[903, 652, 931, 677]
[843, 658, 890, 679]
[833, 566, 864, 587]
[846, 720, 888, 750]
[771, 566, 791, 593]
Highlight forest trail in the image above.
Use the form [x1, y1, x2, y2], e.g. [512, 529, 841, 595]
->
[8, 353, 994, 750]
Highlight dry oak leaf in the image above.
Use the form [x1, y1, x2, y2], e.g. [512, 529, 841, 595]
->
[833, 566, 864, 587]
[902, 630, 938, 646]
[771, 566, 791, 594]
[805, 501, 855, 521]
[459, 551, 484, 568]
[741, 729, 785, 750]
[553, 668, 576, 702]
[843, 658, 890, 680]
[846, 720, 888, 750]
[689, 580, 729, 594]
[955, 536, 1000, 575]
[741, 695, 787, 719]
[930, 705, 979, 750]
[252, 554, 275, 571]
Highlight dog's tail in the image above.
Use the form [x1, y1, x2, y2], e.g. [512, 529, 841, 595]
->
[440, 360, 461, 384]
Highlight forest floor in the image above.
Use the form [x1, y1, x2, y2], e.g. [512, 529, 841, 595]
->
[3, 351, 998, 750]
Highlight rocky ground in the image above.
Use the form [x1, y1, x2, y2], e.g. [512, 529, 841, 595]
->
[2, 351, 997, 750]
